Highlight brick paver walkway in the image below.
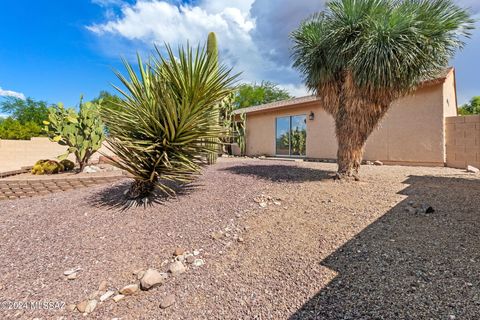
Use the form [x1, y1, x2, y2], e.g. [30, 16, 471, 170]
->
[0, 176, 123, 201]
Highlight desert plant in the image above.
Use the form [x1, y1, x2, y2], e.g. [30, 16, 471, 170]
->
[291, 0, 473, 180]
[206, 32, 220, 165]
[235, 112, 247, 156]
[60, 159, 75, 171]
[31, 159, 64, 175]
[101, 44, 238, 204]
[44, 98, 105, 172]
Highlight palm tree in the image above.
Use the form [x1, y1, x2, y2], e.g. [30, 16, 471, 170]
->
[291, 0, 474, 180]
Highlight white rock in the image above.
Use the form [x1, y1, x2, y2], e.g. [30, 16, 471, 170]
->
[67, 272, 77, 280]
[112, 294, 125, 303]
[193, 250, 200, 256]
[100, 290, 115, 302]
[84, 300, 97, 314]
[193, 259, 205, 267]
[168, 261, 186, 275]
[159, 294, 176, 309]
[63, 267, 81, 276]
[140, 269, 167, 290]
[467, 165, 480, 173]
[119, 284, 139, 295]
[83, 165, 101, 173]
[374, 160, 384, 166]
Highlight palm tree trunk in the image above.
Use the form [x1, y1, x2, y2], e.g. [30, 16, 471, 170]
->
[334, 102, 389, 180]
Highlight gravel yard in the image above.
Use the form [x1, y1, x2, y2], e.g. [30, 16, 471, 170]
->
[0, 158, 479, 319]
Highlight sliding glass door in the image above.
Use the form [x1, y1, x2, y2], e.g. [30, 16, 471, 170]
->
[275, 115, 307, 157]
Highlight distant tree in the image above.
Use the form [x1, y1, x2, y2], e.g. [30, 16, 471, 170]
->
[459, 96, 480, 115]
[0, 97, 49, 125]
[0, 117, 43, 140]
[91, 91, 122, 112]
[234, 81, 293, 109]
[0, 97, 49, 139]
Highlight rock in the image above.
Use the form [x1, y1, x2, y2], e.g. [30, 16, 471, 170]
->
[136, 270, 146, 280]
[159, 294, 176, 309]
[140, 269, 167, 290]
[67, 272, 77, 280]
[98, 280, 108, 291]
[467, 165, 480, 173]
[174, 247, 186, 256]
[425, 206, 435, 214]
[186, 255, 196, 264]
[66, 304, 77, 312]
[259, 202, 268, 208]
[193, 249, 200, 256]
[88, 290, 101, 300]
[112, 294, 125, 303]
[119, 284, 139, 295]
[168, 261, 186, 275]
[374, 160, 384, 166]
[211, 231, 224, 240]
[83, 165, 101, 173]
[273, 200, 281, 206]
[63, 267, 81, 276]
[193, 259, 205, 267]
[238, 237, 244, 243]
[76, 300, 88, 313]
[100, 290, 115, 302]
[365, 160, 374, 165]
[85, 300, 97, 314]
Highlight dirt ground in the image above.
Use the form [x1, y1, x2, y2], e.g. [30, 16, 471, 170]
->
[0, 158, 479, 319]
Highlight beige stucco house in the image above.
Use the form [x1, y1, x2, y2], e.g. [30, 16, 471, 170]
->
[233, 68, 459, 166]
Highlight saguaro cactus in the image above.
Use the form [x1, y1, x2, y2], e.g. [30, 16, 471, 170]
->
[44, 97, 105, 172]
[206, 32, 220, 165]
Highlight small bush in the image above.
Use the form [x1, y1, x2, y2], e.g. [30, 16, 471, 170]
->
[31, 159, 64, 175]
[60, 159, 75, 171]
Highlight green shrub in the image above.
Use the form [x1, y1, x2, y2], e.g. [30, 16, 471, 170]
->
[60, 159, 75, 171]
[0, 118, 43, 140]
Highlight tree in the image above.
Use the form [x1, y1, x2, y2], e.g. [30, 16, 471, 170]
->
[459, 96, 480, 115]
[91, 91, 122, 112]
[291, 0, 473, 180]
[0, 97, 49, 125]
[0, 118, 43, 140]
[234, 81, 293, 109]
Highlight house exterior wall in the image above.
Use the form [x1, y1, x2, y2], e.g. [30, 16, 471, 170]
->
[445, 115, 480, 169]
[0, 138, 114, 172]
[242, 72, 455, 166]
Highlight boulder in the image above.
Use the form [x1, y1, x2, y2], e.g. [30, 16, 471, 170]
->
[140, 269, 167, 290]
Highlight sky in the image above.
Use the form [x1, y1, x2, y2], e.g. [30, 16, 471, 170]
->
[0, 0, 479, 114]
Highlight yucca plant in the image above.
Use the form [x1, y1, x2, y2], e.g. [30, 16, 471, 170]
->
[292, 0, 474, 180]
[101, 44, 238, 205]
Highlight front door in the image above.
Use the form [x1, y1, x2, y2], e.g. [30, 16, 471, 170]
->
[275, 115, 307, 157]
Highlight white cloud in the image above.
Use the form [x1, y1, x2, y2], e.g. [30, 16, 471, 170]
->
[88, 0, 478, 99]
[0, 87, 25, 100]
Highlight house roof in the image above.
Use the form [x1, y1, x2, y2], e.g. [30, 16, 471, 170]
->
[234, 68, 454, 115]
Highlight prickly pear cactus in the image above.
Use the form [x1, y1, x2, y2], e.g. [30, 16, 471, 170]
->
[44, 97, 105, 172]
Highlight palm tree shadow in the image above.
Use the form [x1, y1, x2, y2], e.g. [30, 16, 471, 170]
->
[289, 174, 480, 319]
[88, 179, 200, 211]
[221, 163, 335, 182]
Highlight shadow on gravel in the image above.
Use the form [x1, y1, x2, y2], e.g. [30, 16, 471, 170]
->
[290, 175, 480, 320]
[222, 164, 334, 182]
[88, 179, 199, 211]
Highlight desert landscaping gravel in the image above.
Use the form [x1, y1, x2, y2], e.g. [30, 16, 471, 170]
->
[0, 158, 479, 319]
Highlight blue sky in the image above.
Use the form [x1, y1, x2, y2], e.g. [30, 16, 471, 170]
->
[0, 0, 479, 113]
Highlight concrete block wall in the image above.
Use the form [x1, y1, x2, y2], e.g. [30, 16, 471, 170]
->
[0, 137, 114, 173]
[446, 115, 480, 169]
